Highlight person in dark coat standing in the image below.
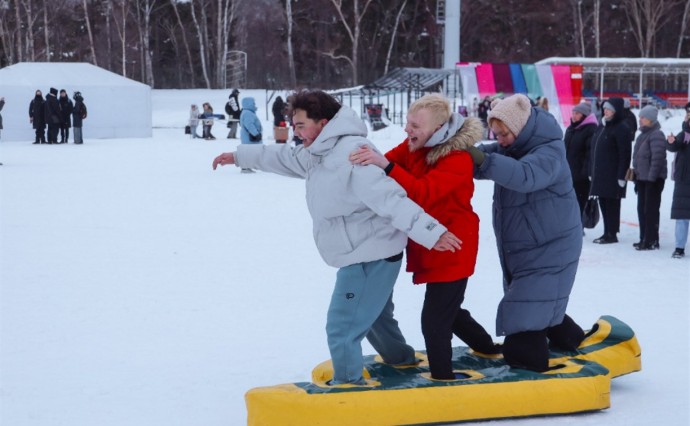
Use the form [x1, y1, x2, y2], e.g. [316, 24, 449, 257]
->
[564, 102, 598, 219]
[272, 96, 288, 144]
[666, 102, 690, 259]
[72, 91, 87, 145]
[44, 87, 61, 144]
[29, 90, 46, 144]
[631, 105, 667, 251]
[589, 97, 632, 244]
[225, 89, 241, 139]
[622, 98, 638, 142]
[58, 89, 73, 143]
[465, 94, 585, 372]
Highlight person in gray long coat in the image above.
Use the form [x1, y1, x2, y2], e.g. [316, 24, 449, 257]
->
[632, 105, 667, 250]
[465, 94, 585, 372]
[666, 102, 690, 258]
[212, 90, 461, 385]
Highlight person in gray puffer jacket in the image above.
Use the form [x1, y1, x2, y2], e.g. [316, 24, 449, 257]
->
[465, 94, 585, 373]
[212, 90, 461, 386]
[632, 105, 667, 251]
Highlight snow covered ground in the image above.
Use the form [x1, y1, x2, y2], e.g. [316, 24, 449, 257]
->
[1, 89, 689, 425]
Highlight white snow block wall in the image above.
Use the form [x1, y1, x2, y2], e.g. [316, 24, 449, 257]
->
[0, 62, 152, 142]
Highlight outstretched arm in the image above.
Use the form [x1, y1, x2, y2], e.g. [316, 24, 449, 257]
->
[212, 152, 236, 170]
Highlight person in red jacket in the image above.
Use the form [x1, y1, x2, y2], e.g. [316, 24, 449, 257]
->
[350, 94, 499, 380]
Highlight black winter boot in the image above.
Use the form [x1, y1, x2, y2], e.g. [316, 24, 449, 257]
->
[503, 330, 549, 372]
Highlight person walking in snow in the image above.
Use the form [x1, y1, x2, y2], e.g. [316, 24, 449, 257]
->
[58, 89, 73, 143]
[29, 90, 46, 144]
[464, 94, 586, 372]
[71, 91, 87, 145]
[564, 102, 597, 219]
[225, 89, 241, 139]
[212, 89, 461, 386]
[349, 93, 499, 381]
[666, 102, 690, 259]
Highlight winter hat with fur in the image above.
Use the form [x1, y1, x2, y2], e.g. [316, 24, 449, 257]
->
[487, 94, 532, 136]
[639, 105, 658, 123]
[572, 102, 591, 116]
[49, 87, 58, 96]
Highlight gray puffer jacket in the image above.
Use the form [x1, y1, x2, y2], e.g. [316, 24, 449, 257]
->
[632, 121, 667, 182]
[234, 106, 447, 268]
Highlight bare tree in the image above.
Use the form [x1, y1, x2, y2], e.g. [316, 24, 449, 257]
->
[42, 0, 50, 61]
[13, 0, 24, 62]
[104, 0, 113, 69]
[384, 0, 408, 75]
[285, 0, 297, 87]
[328, 0, 374, 85]
[135, 0, 159, 86]
[190, 0, 212, 88]
[81, 0, 98, 65]
[111, 0, 130, 76]
[593, 0, 600, 57]
[169, 0, 196, 86]
[19, 0, 36, 61]
[214, 0, 237, 88]
[622, 0, 680, 57]
[677, 0, 690, 57]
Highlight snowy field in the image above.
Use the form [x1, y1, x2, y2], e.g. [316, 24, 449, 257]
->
[1, 89, 689, 425]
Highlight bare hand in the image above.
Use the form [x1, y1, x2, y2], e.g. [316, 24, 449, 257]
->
[212, 152, 235, 170]
[667, 133, 676, 144]
[349, 145, 389, 169]
[432, 231, 462, 252]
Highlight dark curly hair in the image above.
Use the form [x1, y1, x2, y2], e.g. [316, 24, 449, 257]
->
[287, 90, 341, 122]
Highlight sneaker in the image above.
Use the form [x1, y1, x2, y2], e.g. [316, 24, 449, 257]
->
[672, 248, 685, 259]
[593, 234, 618, 244]
[635, 241, 659, 251]
[240, 168, 256, 174]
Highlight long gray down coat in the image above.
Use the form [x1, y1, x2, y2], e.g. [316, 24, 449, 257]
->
[476, 108, 582, 336]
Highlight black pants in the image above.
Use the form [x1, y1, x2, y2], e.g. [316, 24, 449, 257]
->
[573, 179, 590, 220]
[636, 179, 665, 243]
[60, 125, 70, 142]
[503, 314, 584, 372]
[422, 278, 495, 380]
[34, 126, 46, 143]
[47, 124, 59, 144]
[599, 197, 621, 236]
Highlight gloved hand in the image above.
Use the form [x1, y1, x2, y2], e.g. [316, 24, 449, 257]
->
[466, 145, 486, 166]
[618, 179, 626, 188]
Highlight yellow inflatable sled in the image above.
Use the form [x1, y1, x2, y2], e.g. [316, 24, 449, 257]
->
[245, 315, 639, 425]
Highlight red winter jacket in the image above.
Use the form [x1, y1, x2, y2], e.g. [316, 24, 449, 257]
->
[385, 118, 483, 284]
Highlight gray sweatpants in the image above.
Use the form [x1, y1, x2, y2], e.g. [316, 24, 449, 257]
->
[326, 257, 415, 384]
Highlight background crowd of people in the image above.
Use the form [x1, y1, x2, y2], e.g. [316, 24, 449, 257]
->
[28, 87, 87, 144]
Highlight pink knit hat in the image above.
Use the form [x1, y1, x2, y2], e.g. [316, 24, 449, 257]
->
[487, 94, 532, 136]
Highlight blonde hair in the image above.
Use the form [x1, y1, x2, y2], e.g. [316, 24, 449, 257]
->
[408, 94, 451, 127]
[488, 117, 513, 137]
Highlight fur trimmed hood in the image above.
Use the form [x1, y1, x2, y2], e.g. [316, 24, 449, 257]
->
[425, 115, 484, 165]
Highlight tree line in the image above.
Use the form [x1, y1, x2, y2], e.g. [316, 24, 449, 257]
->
[1, 0, 688, 89]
